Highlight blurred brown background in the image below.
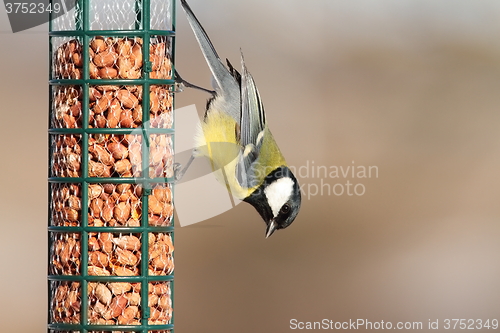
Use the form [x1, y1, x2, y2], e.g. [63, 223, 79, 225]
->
[1, 0, 500, 332]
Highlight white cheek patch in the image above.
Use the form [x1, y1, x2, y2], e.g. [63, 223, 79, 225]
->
[264, 177, 294, 217]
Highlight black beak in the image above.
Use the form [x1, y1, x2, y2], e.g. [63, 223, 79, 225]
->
[265, 220, 277, 238]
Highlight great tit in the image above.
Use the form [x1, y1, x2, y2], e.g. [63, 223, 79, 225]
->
[176, 0, 301, 238]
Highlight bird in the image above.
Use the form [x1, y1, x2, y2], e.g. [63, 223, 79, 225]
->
[175, 0, 301, 238]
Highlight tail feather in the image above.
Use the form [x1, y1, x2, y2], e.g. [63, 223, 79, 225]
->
[180, 0, 241, 117]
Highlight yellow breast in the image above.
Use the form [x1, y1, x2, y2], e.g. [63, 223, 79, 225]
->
[195, 110, 251, 199]
[195, 109, 287, 200]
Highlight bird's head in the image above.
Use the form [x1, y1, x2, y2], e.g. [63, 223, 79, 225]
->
[244, 166, 301, 238]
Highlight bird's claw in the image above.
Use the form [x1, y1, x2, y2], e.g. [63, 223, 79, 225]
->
[173, 162, 183, 182]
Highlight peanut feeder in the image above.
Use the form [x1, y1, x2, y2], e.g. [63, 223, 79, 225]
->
[48, 1, 175, 332]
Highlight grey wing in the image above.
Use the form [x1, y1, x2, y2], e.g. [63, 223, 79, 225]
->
[180, 0, 241, 121]
[236, 52, 267, 188]
[239, 52, 266, 148]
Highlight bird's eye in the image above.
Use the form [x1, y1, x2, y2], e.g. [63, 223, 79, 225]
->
[280, 204, 291, 214]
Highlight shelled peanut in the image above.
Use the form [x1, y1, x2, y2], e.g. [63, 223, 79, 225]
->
[89, 85, 173, 128]
[87, 280, 173, 326]
[87, 132, 173, 182]
[50, 232, 173, 325]
[148, 281, 173, 325]
[88, 281, 142, 325]
[86, 232, 174, 325]
[52, 83, 172, 130]
[51, 281, 81, 324]
[52, 36, 173, 130]
[53, 39, 83, 79]
[80, 331, 171, 333]
[149, 85, 174, 128]
[54, 36, 171, 80]
[87, 183, 172, 227]
[85, 330, 172, 333]
[88, 134, 139, 178]
[51, 183, 82, 226]
[51, 281, 173, 326]
[50, 233, 81, 275]
[51, 134, 82, 178]
[88, 183, 141, 227]
[52, 85, 83, 128]
[148, 185, 174, 227]
[86, 232, 174, 276]
[89, 37, 141, 80]
[90, 85, 141, 129]
[89, 84, 172, 129]
[149, 133, 174, 179]
[148, 233, 175, 276]
[51, 330, 171, 333]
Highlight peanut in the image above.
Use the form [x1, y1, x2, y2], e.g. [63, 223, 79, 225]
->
[93, 50, 118, 67]
[98, 66, 118, 79]
[115, 89, 139, 109]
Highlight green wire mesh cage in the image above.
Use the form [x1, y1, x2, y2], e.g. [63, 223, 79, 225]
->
[48, 1, 175, 332]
